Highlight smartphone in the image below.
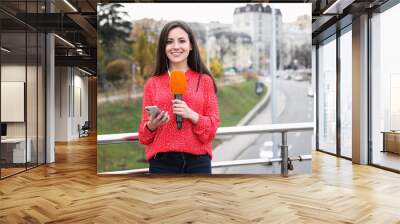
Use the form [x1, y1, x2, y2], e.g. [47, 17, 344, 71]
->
[145, 106, 161, 117]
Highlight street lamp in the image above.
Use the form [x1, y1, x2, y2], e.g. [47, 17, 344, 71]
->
[206, 25, 210, 68]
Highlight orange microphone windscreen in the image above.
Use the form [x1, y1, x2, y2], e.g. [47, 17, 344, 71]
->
[170, 70, 187, 95]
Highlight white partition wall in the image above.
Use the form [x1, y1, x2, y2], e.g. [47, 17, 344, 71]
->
[55, 67, 89, 141]
[1, 30, 47, 179]
[1, 82, 24, 122]
[1, 29, 27, 176]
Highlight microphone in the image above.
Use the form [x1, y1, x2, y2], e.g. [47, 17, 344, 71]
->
[170, 70, 187, 129]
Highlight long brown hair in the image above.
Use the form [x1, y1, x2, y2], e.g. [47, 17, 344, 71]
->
[153, 21, 217, 92]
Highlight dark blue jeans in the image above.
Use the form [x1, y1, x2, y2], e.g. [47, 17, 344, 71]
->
[149, 152, 211, 174]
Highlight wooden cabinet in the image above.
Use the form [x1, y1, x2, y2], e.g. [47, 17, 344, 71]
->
[382, 131, 400, 154]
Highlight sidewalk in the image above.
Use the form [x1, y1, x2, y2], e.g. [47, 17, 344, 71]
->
[98, 92, 143, 104]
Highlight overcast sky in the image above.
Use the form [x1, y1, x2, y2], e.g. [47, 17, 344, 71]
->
[122, 3, 311, 24]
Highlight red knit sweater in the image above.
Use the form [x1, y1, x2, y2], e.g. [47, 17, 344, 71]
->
[138, 69, 220, 161]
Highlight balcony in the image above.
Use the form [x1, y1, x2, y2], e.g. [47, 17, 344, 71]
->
[97, 122, 314, 176]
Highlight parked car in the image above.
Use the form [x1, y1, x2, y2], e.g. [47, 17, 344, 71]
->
[282, 73, 291, 80]
[307, 87, 314, 97]
[259, 141, 274, 159]
[293, 74, 305, 81]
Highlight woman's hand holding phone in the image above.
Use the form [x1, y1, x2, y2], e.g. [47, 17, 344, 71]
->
[146, 106, 170, 131]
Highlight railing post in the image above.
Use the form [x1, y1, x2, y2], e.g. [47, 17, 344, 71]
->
[280, 131, 288, 177]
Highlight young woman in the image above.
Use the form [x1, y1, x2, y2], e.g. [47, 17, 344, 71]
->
[138, 21, 220, 174]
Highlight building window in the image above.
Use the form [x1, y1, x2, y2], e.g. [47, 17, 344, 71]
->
[371, 3, 400, 170]
[318, 36, 337, 155]
[340, 28, 352, 158]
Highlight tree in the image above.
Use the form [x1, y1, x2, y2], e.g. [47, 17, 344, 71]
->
[98, 3, 131, 49]
[216, 35, 230, 66]
[289, 43, 311, 69]
[106, 59, 130, 84]
[132, 30, 157, 86]
[111, 38, 133, 60]
[210, 58, 223, 79]
[97, 40, 108, 90]
[199, 46, 207, 65]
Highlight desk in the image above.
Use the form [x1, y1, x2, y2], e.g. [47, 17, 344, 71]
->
[1, 138, 31, 163]
[382, 131, 400, 154]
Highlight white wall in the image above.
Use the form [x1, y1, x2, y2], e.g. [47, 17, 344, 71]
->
[1, 63, 46, 164]
[1, 82, 25, 122]
[1, 65, 27, 138]
[72, 72, 89, 138]
[55, 66, 69, 141]
[55, 67, 89, 141]
[46, 33, 55, 163]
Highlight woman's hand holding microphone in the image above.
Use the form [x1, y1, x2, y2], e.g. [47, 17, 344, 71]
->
[172, 99, 199, 124]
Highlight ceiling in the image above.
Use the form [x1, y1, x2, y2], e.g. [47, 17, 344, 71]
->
[0, 0, 97, 75]
[311, 0, 389, 43]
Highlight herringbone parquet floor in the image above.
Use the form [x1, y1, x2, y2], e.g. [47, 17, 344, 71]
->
[1, 135, 400, 223]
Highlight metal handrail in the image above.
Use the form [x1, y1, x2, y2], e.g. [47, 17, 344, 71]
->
[97, 122, 314, 177]
[97, 122, 313, 144]
[98, 155, 313, 175]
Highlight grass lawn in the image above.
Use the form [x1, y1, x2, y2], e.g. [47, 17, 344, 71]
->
[97, 80, 267, 172]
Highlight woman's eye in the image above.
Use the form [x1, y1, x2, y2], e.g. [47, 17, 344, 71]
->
[179, 40, 186, 43]
[167, 40, 173, 44]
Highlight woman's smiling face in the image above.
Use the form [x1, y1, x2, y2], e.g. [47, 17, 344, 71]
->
[165, 27, 192, 66]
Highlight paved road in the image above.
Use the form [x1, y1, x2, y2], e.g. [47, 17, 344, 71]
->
[213, 77, 314, 174]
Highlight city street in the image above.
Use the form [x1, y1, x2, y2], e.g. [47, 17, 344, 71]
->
[213, 73, 314, 174]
